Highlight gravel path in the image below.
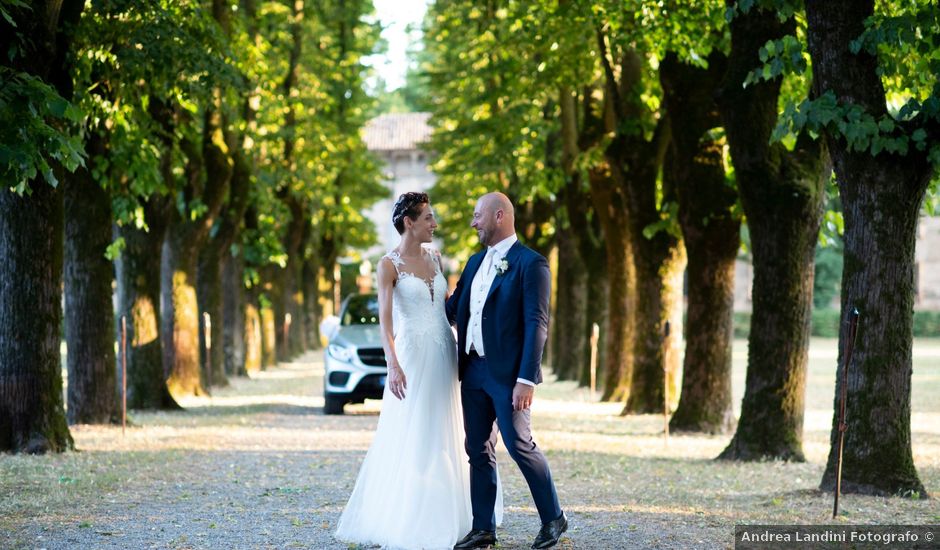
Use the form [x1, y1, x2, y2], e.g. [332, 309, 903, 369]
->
[2, 349, 938, 549]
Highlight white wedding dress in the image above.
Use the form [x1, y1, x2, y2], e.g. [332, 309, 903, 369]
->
[335, 248, 500, 550]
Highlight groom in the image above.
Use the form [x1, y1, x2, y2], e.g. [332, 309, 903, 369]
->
[446, 192, 567, 550]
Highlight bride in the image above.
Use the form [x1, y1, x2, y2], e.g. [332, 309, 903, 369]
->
[335, 192, 500, 550]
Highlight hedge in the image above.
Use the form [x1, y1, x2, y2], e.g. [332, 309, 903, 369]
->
[732, 310, 940, 339]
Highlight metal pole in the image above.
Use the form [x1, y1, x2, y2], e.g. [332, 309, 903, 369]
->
[589, 323, 599, 398]
[121, 315, 127, 437]
[833, 307, 860, 519]
[204, 313, 212, 389]
[664, 320, 671, 443]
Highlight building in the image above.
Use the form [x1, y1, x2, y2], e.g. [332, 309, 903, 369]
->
[915, 216, 940, 309]
[362, 112, 436, 257]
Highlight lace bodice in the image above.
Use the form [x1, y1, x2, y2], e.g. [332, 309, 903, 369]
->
[383, 247, 453, 346]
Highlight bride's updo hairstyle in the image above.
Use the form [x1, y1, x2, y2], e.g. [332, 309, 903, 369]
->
[392, 191, 429, 235]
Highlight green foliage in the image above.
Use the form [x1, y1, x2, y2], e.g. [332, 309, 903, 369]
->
[814, 243, 843, 309]
[642, 201, 682, 240]
[771, 2, 940, 171]
[72, 0, 239, 227]
[0, 70, 85, 193]
[744, 34, 807, 86]
[423, 0, 564, 256]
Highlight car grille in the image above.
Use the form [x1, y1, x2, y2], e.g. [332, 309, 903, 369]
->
[357, 347, 387, 367]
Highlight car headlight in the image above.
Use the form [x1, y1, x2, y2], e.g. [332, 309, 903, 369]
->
[328, 343, 354, 362]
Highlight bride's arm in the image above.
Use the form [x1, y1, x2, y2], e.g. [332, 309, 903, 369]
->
[377, 258, 406, 399]
[433, 250, 452, 302]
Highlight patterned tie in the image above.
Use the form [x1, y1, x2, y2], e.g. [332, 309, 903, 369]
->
[481, 247, 496, 276]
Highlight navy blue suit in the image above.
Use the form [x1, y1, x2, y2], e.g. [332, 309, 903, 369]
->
[446, 241, 561, 531]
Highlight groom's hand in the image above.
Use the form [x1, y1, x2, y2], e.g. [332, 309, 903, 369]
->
[512, 382, 534, 411]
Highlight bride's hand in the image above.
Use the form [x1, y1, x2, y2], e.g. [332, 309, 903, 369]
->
[387, 361, 407, 400]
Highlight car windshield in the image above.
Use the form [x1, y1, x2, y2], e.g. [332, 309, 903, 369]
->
[341, 295, 379, 326]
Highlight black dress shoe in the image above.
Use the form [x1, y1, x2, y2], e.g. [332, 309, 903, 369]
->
[531, 511, 568, 549]
[454, 529, 497, 549]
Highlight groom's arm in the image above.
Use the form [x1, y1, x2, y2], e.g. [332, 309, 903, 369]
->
[518, 254, 550, 384]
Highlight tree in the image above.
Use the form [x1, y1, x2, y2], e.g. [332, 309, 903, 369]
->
[0, 0, 85, 452]
[805, 0, 937, 496]
[64, 130, 117, 424]
[591, 8, 687, 412]
[660, 51, 740, 434]
[717, 3, 829, 461]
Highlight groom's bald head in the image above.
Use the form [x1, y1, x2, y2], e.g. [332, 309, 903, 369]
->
[472, 192, 516, 246]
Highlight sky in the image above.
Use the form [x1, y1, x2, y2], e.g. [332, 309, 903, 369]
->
[364, 0, 429, 91]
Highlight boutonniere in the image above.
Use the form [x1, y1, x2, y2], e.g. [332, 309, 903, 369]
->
[495, 258, 510, 276]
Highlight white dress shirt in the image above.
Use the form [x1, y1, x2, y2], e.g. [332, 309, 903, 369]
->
[465, 234, 534, 386]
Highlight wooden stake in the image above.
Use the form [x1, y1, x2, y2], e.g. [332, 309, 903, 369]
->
[589, 323, 599, 398]
[663, 321, 671, 444]
[121, 315, 127, 437]
[204, 312, 212, 389]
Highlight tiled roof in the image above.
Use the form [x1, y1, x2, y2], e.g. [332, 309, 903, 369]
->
[363, 112, 432, 151]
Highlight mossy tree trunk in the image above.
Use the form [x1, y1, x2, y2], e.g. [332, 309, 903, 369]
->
[591, 172, 636, 402]
[660, 53, 738, 434]
[64, 133, 118, 424]
[551, 202, 589, 381]
[260, 300, 278, 368]
[116, 199, 180, 410]
[0, 181, 74, 453]
[717, 7, 829, 461]
[595, 37, 684, 410]
[553, 87, 606, 384]
[198, 0, 257, 383]
[806, 0, 930, 496]
[278, 197, 308, 360]
[303, 253, 323, 350]
[197, 112, 251, 387]
[163, 120, 231, 398]
[0, 0, 84, 452]
[560, 88, 610, 389]
[244, 287, 263, 374]
[561, 85, 635, 402]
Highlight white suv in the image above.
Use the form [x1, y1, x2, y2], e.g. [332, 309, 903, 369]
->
[320, 293, 387, 414]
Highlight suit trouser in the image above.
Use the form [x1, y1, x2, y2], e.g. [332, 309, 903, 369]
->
[461, 354, 562, 531]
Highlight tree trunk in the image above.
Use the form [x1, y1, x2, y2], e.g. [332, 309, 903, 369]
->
[551, 223, 588, 381]
[595, 40, 683, 409]
[0, 184, 73, 453]
[197, 243, 228, 387]
[223, 253, 247, 377]
[303, 254, 323, 350]
[115, 203, 180, 410]
[244, 295, 263, 374]
[591, 173, 636, 402]
[64, 134, 117, 424]
[559, 87, 610, 390]
[261, 302, 277, 368]
[623, 225, 686, 414]
[806, 0, 930, 496]
[580, 246, 609, 389]
[163, 111, 231, 397]
[0, 0, 83, 452]
[660, 53, 738, 434]
[287, 213, 309, 358]
[717, 7, 828, 461]
[163, 226, 206, 397]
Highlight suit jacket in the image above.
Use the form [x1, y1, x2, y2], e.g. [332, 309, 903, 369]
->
[446, 241, 551, 387]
